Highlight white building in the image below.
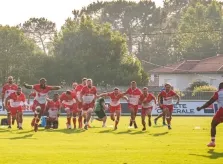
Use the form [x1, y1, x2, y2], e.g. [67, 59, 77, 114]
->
[149, 54, 223, 91]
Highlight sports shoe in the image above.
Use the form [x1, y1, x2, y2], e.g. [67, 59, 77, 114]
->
[148, 120, 152, 127]
[34, 124, 38, 132]
[163, 122, 167, 126]
[168, 125, 172, 130]
[12, 119, 15, 125]
[31, 119, 35, 127]
[8, 125, 11, 129]
[114, 126, 117, 130]
[129, 120, 133, 127]
[84, 125, 88, 130]
[142, 127, 146, 131]
[134, 122, 138, 129]
[88, 125, 92, 128]
[19, 127, 23, 130]
[102, 124, 106, 128]
[154, 119, 157, 125]
[207, 142, 216, 147]
[91, 116, 94, 123]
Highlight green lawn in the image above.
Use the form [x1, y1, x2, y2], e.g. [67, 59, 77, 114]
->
[0, 116, 222, 164]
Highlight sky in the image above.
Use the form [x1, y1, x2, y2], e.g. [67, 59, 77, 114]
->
[0, 0, 163, 29]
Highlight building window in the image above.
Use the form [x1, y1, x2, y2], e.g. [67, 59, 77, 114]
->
[210, 79, 216, 85]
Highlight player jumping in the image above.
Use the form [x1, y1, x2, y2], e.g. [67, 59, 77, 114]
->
[23, 78, 61, 132]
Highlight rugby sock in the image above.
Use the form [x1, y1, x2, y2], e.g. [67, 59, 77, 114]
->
[78, 117, 82, 128]
[8, 115, 11, 126]
[67, 117, 71, 125]
[166, 117, 170, 125]
[73, 117, 77, 127]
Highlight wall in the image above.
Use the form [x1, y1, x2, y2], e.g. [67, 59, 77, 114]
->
[158, 73, 223, 90]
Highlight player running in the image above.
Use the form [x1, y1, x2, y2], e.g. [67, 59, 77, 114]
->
[45, 93, 61, 129]
[1, 76, 18, 127]
[154, 87, 167, 126]
[92, 96, 108, 128]
[23, 78, 61, 132]
[60, 90, 78, 129]
[197, 82, 223, 147]
[98, 88, 127, 130]
[158, 83, 180, 130]
[5, 87, 26, 129]
[75, 78, 87, 129]
[124, 81, 142, 129]
[80, 79, 97, 130]
[139, 87, 157, 131]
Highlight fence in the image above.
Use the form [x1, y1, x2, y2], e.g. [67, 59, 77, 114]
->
[0, 86, 215, 100]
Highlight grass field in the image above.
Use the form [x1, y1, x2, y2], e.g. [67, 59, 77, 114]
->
[0, 116, 223, 164]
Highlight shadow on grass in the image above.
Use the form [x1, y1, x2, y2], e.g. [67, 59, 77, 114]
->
[153, 125, 166, 128]
[45, 128, 86, 134]
[152, 132, 168, 137]
[98, 129, 111, 133]
[190, 150, 223, 159]
[0, 134, 35, 140]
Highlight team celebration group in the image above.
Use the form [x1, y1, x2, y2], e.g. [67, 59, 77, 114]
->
[1, 76, 223, 147]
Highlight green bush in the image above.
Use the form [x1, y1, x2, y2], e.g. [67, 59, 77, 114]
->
[186, 81, 209, 91]
[192, 85, 217, 96]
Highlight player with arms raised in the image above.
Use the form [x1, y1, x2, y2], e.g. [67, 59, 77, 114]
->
[197, 82, 223, 147]
[139, 87, 157, 131]
[158, 83, 180, 130]
[23, 78, 61, 132]
[80, 79, 97, 130]
[124, 81, 142, 129]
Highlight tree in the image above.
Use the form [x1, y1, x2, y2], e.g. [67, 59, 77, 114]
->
[0, 25, 42, 84]
[174, 1, 223, 60]
[21, 17, 57, 54]
[54, 16, 148, 85]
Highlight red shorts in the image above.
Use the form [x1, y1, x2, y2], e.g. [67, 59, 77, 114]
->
[213, 108, 223, 123]
[9, 107, 17, 116]
[141, 107, 152, 116]
[109, 105, 121, 113]
[32, 100, 46, 113]
[83, 103, 94, 111]
[77, 101, 83, 110]
[162, 105, 174, 113]
[128, 104, 138, 113]
[63, 104, 78, 113]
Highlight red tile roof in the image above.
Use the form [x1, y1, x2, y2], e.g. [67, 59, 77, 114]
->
[150, 54, 223, 74]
